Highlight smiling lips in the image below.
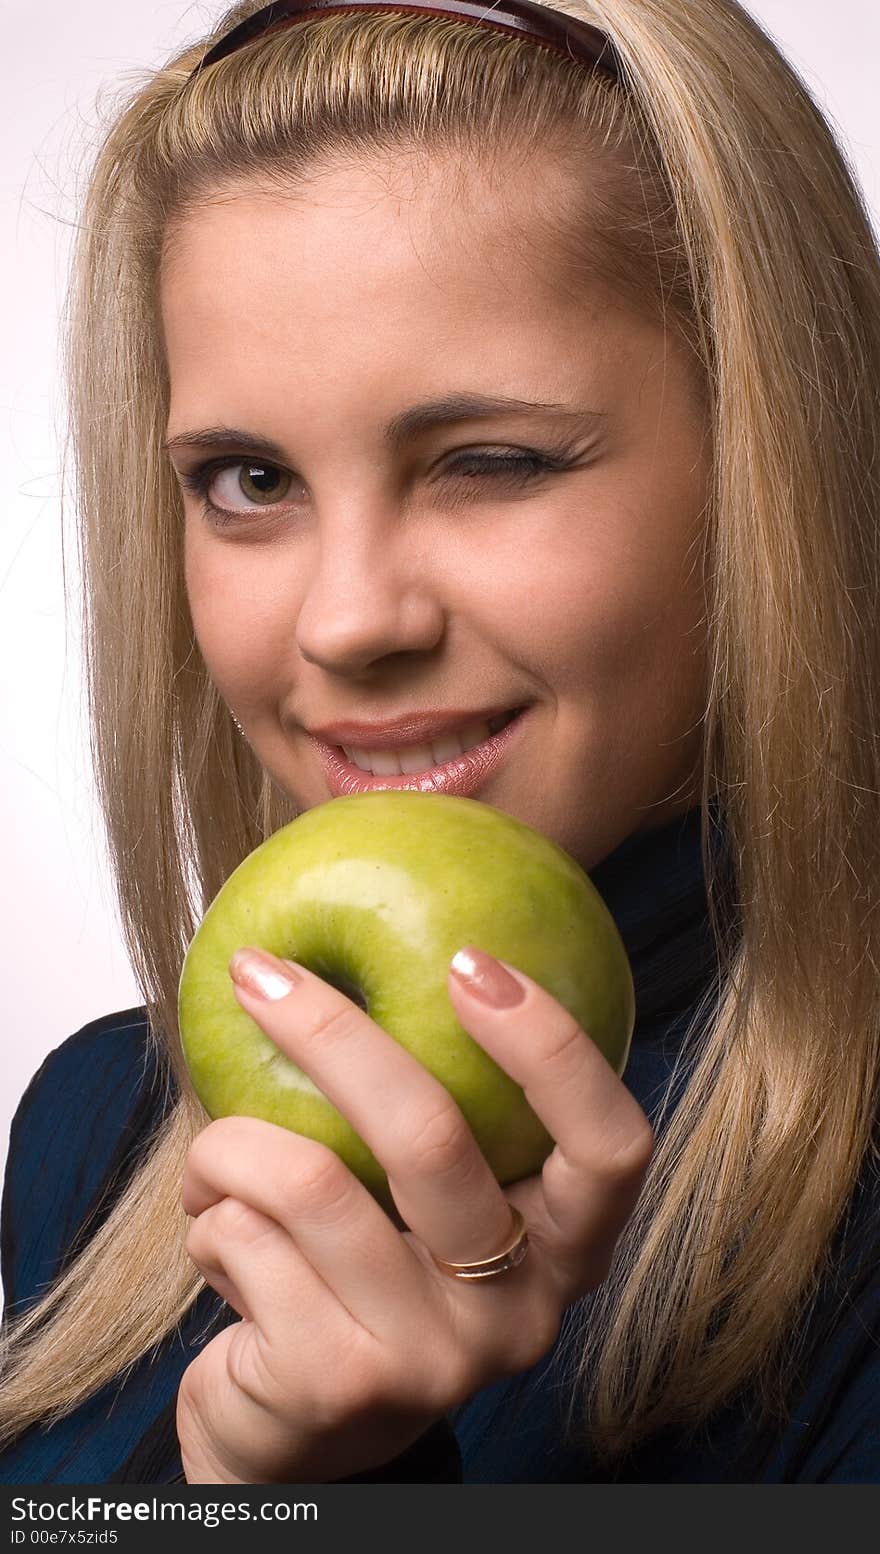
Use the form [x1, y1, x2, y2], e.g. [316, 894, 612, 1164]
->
[341, 711, 516, 776]
[308, 708, 526, 798]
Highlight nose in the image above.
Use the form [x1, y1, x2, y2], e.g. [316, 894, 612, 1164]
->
[294, 513, 446, 676]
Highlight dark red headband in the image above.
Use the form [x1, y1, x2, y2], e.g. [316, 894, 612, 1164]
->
[188, 0, 623, 80]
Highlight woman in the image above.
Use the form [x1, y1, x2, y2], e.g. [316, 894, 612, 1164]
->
[1, 0, 878, 1483]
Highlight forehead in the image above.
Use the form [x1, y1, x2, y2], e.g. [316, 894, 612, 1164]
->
[158, 152, 665, 431]
[160, 149, 617, 337]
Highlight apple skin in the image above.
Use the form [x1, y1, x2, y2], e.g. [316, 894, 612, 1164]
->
[178, 791, 635, 1217]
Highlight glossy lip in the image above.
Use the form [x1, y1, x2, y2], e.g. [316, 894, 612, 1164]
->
[306, 705, 520, 749]
[311, 707, 530, 799]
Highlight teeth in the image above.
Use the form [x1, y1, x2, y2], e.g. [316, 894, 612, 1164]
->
[362, 748, 400, 775]
[399, 742, 435, 774]
[341, 718, 493, 776]
[433, 720, 491, 762]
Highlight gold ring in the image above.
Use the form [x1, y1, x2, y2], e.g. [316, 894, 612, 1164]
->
[429, 1205, 529, 1281]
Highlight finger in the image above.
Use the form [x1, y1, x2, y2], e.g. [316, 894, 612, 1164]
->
[446, 948, 654, 1290]
[228, 949, 518, 1271]
[185, 1193, 355, 1360]
[184, 1212, 254, 1322]
[185, 1212, 254, 1324]
[184, 1116, 444, 1341]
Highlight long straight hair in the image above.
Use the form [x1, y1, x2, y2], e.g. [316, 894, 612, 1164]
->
[1, 0, 879, 1470]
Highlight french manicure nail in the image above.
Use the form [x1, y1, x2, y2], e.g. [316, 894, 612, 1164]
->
[229, 947, 302, 1001]
[450, 946, 527, 1009]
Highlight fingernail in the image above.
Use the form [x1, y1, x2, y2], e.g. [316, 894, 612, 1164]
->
[229, 947, 303, 1001]
[450, 947, 527, 1009]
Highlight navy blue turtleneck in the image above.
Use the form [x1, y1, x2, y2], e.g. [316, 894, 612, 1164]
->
[1, 802, 877, 1483]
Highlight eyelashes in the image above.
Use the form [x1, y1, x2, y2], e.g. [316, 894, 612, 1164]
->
[179, 459, 293, 516]
[177, 447, 578, 527]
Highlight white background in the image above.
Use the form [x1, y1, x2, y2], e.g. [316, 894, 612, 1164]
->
[2, 2, 879, 1273]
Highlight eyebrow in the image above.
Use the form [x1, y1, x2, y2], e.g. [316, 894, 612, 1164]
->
[162, 393, 607, 460]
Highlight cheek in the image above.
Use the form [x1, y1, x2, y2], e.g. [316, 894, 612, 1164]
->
[184, 528, 234, 679]
[481, 501, 706, 701]
[183, 527, 294, 703]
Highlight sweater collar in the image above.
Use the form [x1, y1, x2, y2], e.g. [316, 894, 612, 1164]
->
[587, 797, 735, 1037]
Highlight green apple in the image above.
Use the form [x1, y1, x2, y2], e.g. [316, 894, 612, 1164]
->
[178, 791, 635, 1217]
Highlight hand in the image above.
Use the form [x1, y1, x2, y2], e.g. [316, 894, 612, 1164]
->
[177, 947, 654, 1483]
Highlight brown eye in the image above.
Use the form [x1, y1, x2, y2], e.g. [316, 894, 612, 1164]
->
[214, 462, 292, 506]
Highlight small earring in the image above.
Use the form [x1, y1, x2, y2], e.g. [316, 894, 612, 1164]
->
[231, 714, 246, 736]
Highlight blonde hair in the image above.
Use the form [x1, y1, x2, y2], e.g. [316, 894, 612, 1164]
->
[2, 0, 879, 1472]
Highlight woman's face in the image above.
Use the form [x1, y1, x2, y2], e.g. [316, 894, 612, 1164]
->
[161, 152, 711, 872]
